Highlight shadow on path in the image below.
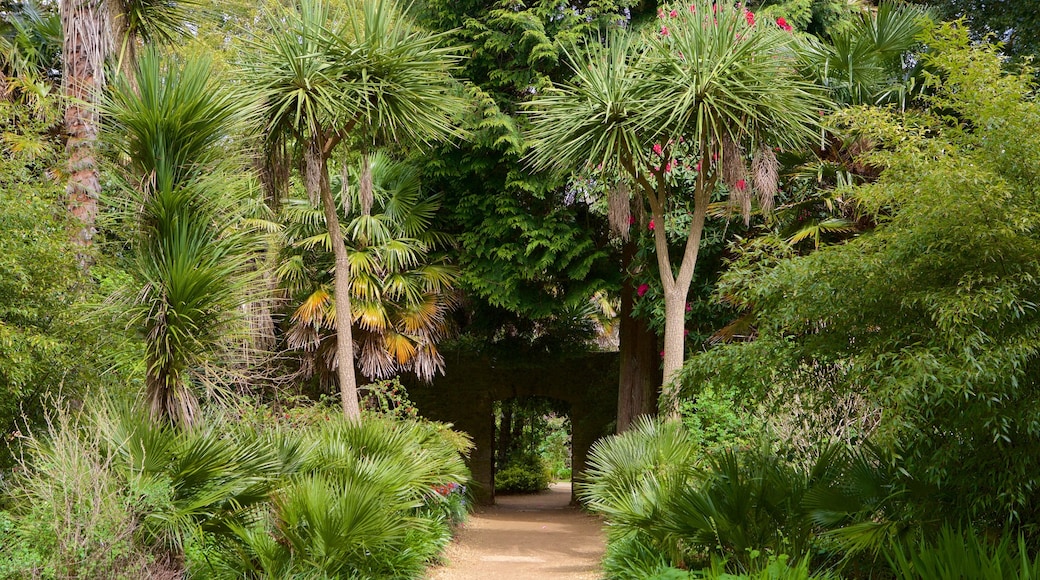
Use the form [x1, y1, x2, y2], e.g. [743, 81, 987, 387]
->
[426, 483, 605, 580]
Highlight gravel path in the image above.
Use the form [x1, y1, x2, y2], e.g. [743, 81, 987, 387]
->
[426, 482, 606, 580]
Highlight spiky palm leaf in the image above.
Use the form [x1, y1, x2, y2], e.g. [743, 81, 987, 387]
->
[103, 50, 261, 426]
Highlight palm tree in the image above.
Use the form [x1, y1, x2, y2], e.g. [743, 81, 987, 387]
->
[526, 2, 826, 408]
[61, 0, 111, 255]
[103, 50, 260, 426]
[279, 153, 459, 385]
[60, 0, 205, 260]
[244, 0, 465, 420]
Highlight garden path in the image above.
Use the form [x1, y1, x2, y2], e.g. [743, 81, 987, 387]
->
[426, 482, 606, 580]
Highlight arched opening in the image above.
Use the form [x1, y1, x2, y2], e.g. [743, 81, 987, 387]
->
[493, 396, 572, 495]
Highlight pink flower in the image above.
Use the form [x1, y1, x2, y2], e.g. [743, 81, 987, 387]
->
[658, 7, 666, 18]
[648, 219, 655, 230]
[652, 143, 663, 156]
[664, 161, 673, 173]
[689, 4, 696, 11]
[637, 283, 650, 297]
[685, 302, 692, 312]
[660, 350, 666, 358]
[669, 9, 678, 17]
[776, 16, 792, 31]
[745, 10, 755, 26]
[660, 25, 670, 36]
[695, 161, 701, 172]
[628, 215, 637, 225]
[735, 179, 747, 191]
[684, 329, 690, 336]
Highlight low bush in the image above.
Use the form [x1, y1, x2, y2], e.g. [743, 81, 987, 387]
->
[0, 398, 472, 579]
[495, 453, 551, 493]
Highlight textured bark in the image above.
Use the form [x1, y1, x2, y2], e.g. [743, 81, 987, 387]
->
[61, 0, 111, 259]
[312, 146, 362, 422]
[616, 241, 661, 432]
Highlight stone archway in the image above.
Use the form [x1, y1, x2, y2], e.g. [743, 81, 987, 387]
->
[404, 352, 619, 505]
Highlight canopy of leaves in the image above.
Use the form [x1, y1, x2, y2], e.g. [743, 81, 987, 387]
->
[683, 22, 1040, 526]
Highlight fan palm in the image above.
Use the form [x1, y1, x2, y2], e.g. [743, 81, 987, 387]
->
[526, 2, 826, 403]
[103, 50, 260, 426]
[243, 0, 465, 420]
[280, 153, 459, 384]
[0, 0, 61, 91]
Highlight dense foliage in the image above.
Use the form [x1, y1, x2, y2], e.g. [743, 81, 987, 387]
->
[0, 399, 471, 578]
[583, 20, 1040, 579]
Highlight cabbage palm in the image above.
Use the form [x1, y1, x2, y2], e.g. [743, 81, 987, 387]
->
[103, 50, 260, 426]
[526, 2, 825, 404]
[280, 153, 458, 384]
[244, 0, 465, 420]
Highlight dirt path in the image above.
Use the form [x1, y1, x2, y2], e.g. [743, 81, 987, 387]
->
[427, 482, 606, 580]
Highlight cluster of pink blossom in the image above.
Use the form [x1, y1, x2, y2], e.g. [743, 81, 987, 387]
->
[655, 3, 794, 33]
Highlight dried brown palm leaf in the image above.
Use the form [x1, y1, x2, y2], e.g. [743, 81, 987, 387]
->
[721, 134, 747, 190]
[303, 139, 323, 205]
[359, 152, 373, 217]
[751, 146, 779, 214]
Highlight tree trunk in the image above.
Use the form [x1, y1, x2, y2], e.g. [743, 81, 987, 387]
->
[660, 289, 689, 413]
[312, 146, 362, 422]
[646, 171, 710, 416]
[61, 0, 110, 261]
[616, 240, 660, 432]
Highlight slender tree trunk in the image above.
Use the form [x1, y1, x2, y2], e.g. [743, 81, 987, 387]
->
[312, 144, 362, 422]
[642, 165, 711, 416]
[61, 0, 110, 261]
[616, 240, 660, 432]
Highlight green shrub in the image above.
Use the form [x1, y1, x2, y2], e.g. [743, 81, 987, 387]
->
[495, 453, 551, 493]
[887, 526, 1040, 580]
[0, 398, 472, 579]
[0, 404, 165, 579]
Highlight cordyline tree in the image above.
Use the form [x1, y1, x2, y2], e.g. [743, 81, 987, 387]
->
[526, 1, 825, 408]
[245, 0, 466, 421]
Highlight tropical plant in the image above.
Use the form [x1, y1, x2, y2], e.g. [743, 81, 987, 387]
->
[206, 416, 471, 578]
[102, 50, 260, 426]
[0, 0, 61, 99]
[886, 526, 1040, 580]
[685, 21, 1040, 530]
[279, 153, 459, 384]
[244, 0, 466, 420]
[526, 1, 826, 401]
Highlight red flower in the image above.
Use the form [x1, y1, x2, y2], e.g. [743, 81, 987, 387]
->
[628, 215, 637, 225]
[652, 143, 663, 156]
[637, 283, 650, 297]
[776, 16, 792, 31]
[669, 9, 678, 17]
[745, 10, 755, 26]
[695, 161, 701, 172]
[660, 25, 670, 36]
[735, 179, 747, 191]
[648, 219, 655, 230]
